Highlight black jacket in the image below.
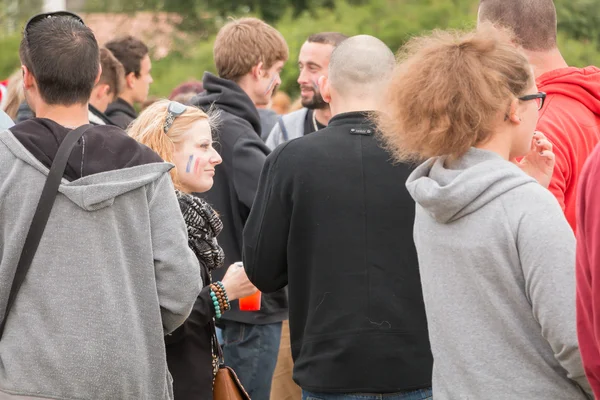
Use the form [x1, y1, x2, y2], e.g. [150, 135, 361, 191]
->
[11, 118, 161, 180]
[165, 258, 217, 400]
[105, 98, 137, 130]
[192, 72, 288, 325]
[16, 101, 34, 123]
[243, 112, 433, 392]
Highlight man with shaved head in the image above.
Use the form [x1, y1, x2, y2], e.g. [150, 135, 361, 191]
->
[478, 0, 600, 233]
[243, 35, 433, 400]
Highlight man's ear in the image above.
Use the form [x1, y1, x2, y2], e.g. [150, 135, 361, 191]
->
[95, 64, 102, 86]
[125, 71, 136, 89]
[318, 75, 331, 104]
[93, 84, 110, 100]
[251, 62, 264, 80]
[22, 65, 36, 90]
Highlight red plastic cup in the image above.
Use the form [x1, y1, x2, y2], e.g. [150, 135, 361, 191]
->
[239, 291, 261, 311]
[233, 262, 261, 311]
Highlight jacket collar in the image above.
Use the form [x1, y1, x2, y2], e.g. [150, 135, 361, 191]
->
[328, 111, 377, 131]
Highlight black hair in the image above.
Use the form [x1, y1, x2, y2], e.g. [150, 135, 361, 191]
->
[19, 15, 99, 105]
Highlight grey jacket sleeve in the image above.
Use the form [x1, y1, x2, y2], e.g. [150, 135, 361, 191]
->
[266, 123, 283, 150]
[149, 173, 202, 334]
[517, 186, 593, 397]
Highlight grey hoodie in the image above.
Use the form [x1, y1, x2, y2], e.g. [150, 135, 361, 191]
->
[265, 107, 308, 149]
[0, 129, 201, 399]
[406, 148, 592, 399]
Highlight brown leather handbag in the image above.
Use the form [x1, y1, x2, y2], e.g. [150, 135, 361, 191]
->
[213, 365, 251, 400]
[211, 322, 251, 400]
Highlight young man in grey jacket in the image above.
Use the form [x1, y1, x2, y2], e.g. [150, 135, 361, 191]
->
[266, 32, 347, 149]
[0, 12, 201, 400]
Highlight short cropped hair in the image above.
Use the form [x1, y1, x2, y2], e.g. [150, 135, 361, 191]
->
[214, 18, 288, 82]
[105, 35, 149, 77]
[478, 0, 557, 51]
[99, 48, 124, 97]
[19, 15, 99, 106]
[377, 24, 532, 163]
[307, 32, 349, 47]
[328, 35, 395, 97]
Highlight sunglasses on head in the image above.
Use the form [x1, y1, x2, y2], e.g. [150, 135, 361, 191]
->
[164, 101, 187, 134]
[24, 11, 85, 44]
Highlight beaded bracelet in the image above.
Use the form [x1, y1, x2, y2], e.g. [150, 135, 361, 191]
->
[214, 281, 231, 311]
[209, 287, 222, 319]
[209, 281, 231, 318]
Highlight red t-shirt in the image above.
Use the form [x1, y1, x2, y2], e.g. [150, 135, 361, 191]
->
[537, 66, 600, 232]
[576, 143, 600, 397]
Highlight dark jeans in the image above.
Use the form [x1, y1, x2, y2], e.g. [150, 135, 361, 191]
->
[302, 388, 433, 400]
[221, 320, 282, 400]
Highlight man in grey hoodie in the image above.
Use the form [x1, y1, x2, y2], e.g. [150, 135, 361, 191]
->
[0, 12, 201, 400]
[266, 32, 347, 149]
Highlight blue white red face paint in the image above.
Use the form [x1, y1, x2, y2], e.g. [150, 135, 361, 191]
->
[185, 155, 202, 174]
[185, 155, 193, 173]
[264, 75, 277, 95]
[312, 80, 320, 93]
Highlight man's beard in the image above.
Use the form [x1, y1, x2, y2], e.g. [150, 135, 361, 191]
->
[301, 89, 328, 110]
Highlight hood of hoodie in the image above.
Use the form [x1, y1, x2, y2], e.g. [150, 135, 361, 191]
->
[5, 118, 167, 211]
[193, 72, 262, 135]
[537, 66, 600, 116]
[105, 97, 137, 119]
[405, 148, 536, 224]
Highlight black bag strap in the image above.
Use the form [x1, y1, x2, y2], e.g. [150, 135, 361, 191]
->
[277, 115, 289, 142]
[0, 124, 92, 340]
[210, 319, 225, 365]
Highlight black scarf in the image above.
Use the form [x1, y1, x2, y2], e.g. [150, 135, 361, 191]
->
[176, 191, 225, 272]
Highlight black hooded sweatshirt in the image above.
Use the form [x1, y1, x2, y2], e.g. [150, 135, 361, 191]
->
[10, 118, 161, 180]
[192, 72, 288, 325]
[105, 98, 138, 130]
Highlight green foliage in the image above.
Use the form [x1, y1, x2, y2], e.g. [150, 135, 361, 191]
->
[556, 0, 600, 46]
[152, 0, 481, 97]
[0, 35, 21, 78]
[3, 0, 600, 99]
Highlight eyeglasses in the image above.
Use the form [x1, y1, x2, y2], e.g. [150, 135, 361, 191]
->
[164, 101, 187, 134]
[24, 11, 85, 45]
[518, 91, 546, 111]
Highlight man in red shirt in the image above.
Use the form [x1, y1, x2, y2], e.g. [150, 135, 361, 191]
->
[577, 145, 600, 397]
[478, 0, 600, 232]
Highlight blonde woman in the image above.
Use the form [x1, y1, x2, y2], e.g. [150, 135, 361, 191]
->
[2, 70, 26, 120]
[129, 100, 257, 399]
[378, 25, 592, 399]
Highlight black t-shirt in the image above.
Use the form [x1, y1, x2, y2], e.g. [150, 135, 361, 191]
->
[303, 109, 327, 136]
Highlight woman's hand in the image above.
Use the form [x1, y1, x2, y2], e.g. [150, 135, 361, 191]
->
[220, 263, 258, 301]
[511, 131, 555, 188]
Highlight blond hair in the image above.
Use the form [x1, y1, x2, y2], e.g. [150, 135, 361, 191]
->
[128, 100, 212, 190]
[3, 70, 25, 119]
[214, 17, 288, 82]
[377, 24, 532, 163]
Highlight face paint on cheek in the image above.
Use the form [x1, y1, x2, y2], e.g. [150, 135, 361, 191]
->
[185, 155, 193, 173]
[193, 157, 201, 174]
[311, 80, 320, 93]
[264, 75, 277, 95]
